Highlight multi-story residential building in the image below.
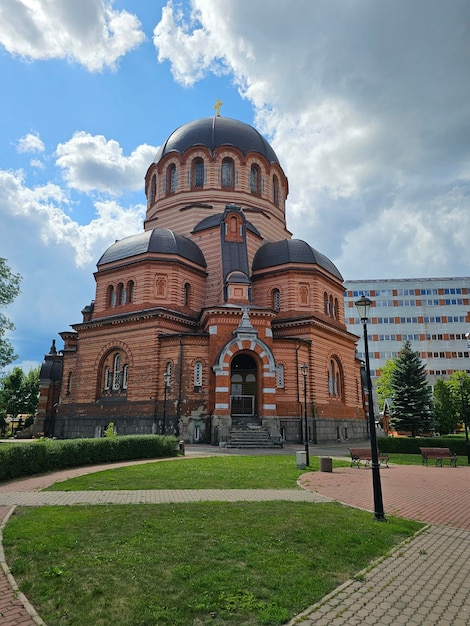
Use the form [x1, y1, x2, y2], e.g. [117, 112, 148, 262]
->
[344, 277, 470, 385]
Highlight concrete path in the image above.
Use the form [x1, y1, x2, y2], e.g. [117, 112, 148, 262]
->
[1, 450, 470, 625]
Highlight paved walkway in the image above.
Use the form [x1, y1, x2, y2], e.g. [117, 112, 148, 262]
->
[0, 453, 470, 625]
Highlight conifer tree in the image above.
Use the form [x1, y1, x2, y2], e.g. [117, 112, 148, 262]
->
[389, 341, 433, 436]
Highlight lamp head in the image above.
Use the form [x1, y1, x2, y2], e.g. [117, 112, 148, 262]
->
[355, 295, 373, 322]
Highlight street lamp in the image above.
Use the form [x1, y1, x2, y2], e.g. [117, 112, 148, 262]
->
[458, 375, 470, 465]
[300, 364, 309, 466]
[355, 295, 386, 522]
[162, 371, 171, 435]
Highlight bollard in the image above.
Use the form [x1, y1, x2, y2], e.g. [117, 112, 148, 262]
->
[178, 440, 185, 455]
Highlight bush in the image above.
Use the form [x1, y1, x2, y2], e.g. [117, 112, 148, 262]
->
[0, 435, 178, 483]
[378, 436, 468, 456]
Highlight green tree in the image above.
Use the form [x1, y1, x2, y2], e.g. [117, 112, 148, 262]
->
[432, 378, 459, 434]
[376, 356, 397, 411]
[389, 341, 433, 436]
[0, 258, 22, 370]
[446, 371, 470, 431]
[0, 366, 40, 422]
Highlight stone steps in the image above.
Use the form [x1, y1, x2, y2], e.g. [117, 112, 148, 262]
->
[226, 427, 282, 449]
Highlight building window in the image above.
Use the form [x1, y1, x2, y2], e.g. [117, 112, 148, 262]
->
[221, 158, 234, 187]
[324, 292, 330, 315]
[116, 282, 124, 305]
[66, 371, 73, 395]
[272, 288, 281, 311]
[272, 175, 280, 206]
[122, 365, 129, 390]
[299, 284, 309, 305]
[192, 158, 204, 188]
[276, 363, 285, 388]
[112, 354, 121, 390]
[184, 282, 191, 307]
[126, 280, 134, 304]
[108, 285, 116, 307]
[328, 358, 344, 400]
[250, 164, 261, 195]
[104, 366, 110, 390]
[166, 164, 177, 194]
[194, 361, 203, 388]
[149, 174, 157, 205]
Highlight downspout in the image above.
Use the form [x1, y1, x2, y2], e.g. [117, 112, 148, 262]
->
[176, 334, 184, 437]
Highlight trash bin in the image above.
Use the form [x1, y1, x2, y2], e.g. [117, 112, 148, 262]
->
[296, 450, 307, 469]
[320, 457, 332, 472]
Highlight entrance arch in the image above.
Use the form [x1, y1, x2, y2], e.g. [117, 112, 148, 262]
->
[230, 353, 258, 417]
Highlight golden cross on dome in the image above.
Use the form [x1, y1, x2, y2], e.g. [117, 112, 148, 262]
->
[213, 98, 223, 117]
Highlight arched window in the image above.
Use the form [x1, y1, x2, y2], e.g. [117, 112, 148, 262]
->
[122, 365, 129, 390]
[329, 295, 334, 318]
[112, 354, 121, 390]
[272, 175, 280, 206]
[194, 361, 203, 388]
[183, 282, 191, 307]
[166, 164, 177, 194]
[299, 284, 308, 305]
[276, 363, 285, 389]
[149, 174, 157, 205]
[192, 158, 204, 188]
[272, 288, 281, 312]
[328, 358, 344, 400]
[250, 164, 261, 195]
[164, 362, 172, 389]
[104, 366, 110, 390]
[334, 297, 339, 320]
[108, 285, 116, 308]
[221, 158, 234, 188]
[116, 283, 125, 305]
[126, 280, 134, 304]
[324, 292, 330, 315]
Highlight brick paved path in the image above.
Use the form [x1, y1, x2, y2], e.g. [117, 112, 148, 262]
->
[1, 458, 470, 625]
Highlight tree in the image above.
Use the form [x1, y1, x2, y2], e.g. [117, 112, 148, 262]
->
[432, 378, 459, 434]
[376, 356, 397, 411]
[389, 341, 433, 436]
[0, 258, 22, 370]
[0, 366, 40, 422]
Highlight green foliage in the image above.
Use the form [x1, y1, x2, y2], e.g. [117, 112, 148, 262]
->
[0, 258, 22, 370]
[0, 435, 178, 482]
[104, 422, 117, 438]
[389, 341, 433, 436]
[0, 366, 40, 419]
[376, 356, 396, 411]
[432, 378, 458, 434]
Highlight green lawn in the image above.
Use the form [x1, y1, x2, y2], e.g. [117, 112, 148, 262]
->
[3, 453, 424, 625]
[4, 502, 421, 626]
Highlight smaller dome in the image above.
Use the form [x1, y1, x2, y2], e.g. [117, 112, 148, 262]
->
[252, 239, 343, 280]
[97, 229, 207, 268]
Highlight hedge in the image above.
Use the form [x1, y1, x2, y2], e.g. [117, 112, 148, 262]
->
[0, 435, 179, 483]
[378, 436, 469, 456]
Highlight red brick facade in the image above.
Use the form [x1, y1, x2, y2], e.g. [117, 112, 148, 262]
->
[48, 116, 366, 443]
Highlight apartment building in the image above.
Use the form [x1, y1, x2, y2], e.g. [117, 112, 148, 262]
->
[344, 277, 470, 384]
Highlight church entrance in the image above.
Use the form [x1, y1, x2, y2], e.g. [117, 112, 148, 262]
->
[230, 353, 258, 418]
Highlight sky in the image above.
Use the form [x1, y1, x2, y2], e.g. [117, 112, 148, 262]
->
[0, 0, 469, 372]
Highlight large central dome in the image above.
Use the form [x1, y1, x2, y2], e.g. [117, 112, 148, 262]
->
[154, 116, 280, 165]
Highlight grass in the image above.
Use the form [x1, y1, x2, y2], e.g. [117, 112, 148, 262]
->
[44, 455, 351, 491]
[3, 502, 421, 626]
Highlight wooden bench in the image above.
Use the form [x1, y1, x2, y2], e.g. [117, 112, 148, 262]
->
[348, 448, 389, 468]
[420, 447, 457, 467]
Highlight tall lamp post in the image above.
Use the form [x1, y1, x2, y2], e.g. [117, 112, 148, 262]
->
[355, 295, 386, 522]
[458, 375, 470, 465]
[300, 364, 309, 466]
[162, 371, 171, 435]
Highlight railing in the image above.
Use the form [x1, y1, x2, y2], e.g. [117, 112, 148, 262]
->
[230, 395, 255, 416]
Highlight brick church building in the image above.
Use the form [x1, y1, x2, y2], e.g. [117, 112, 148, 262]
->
[38, 113, 367, 444]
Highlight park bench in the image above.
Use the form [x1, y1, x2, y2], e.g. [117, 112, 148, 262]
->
[348, 448, 389, 468]
[420, 447, 457, 467]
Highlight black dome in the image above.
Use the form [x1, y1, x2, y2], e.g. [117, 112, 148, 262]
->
[97, 229, 206, 268]
[252, 239, 343, 280]
[154, 117, 280, 165]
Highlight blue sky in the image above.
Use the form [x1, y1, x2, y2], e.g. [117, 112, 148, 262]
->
[1, 0, 469, 372]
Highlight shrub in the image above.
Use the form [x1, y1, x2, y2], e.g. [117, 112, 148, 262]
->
[378, 436, 467, 456]
[0, 435, 178, 483]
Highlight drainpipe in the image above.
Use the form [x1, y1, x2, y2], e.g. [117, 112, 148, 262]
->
[176, 335, 184, 437]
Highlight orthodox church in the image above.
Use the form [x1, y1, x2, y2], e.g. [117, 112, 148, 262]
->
[38, 110, 367, 445]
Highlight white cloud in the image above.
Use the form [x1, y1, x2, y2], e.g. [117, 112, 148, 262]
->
[0, 168, 145, 267]
[17, 131, 45, 153]
[153, 0, 470, 279]
[55, 132, 158, 195]
[0, 0, 145, 71]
